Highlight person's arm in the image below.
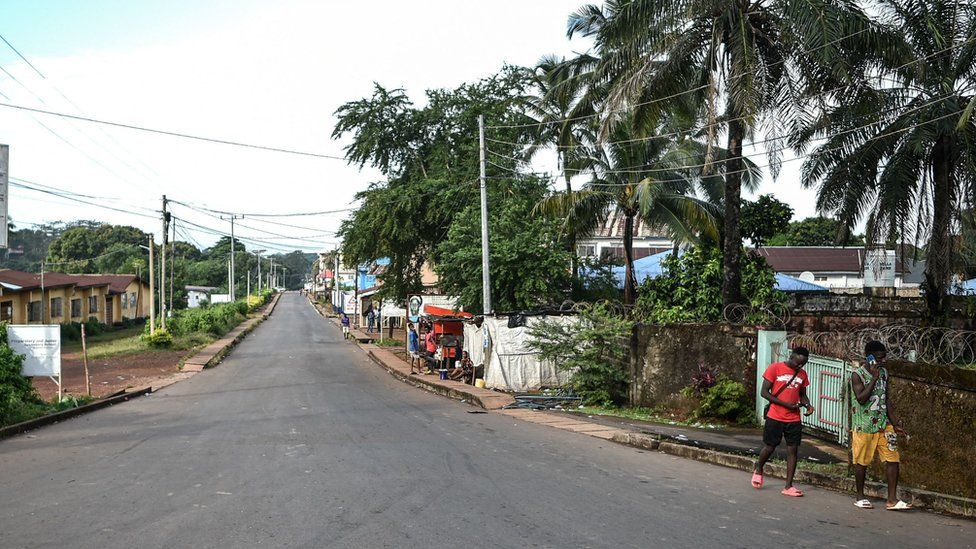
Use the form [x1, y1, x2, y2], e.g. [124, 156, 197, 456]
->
[760, 378, 799, 410]
[799, 386, 815, 416]
[885, 372, 908, 436]
[851, 370, 880, 404]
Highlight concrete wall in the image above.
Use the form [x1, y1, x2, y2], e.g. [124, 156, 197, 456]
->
[880, 361, 976, 498]
[630, 324, 758, 407]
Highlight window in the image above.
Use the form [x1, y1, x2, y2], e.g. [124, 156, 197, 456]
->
[50, 297, 63, 318]
[814, 276, 828, 282]
[71, 299, 82, 318]
[577, 244, 597, 258]
[28, 301, 42, 322]
[88, 295, 99, 313]
[130, 293, 137, 309]
[0, 301, 12, 321]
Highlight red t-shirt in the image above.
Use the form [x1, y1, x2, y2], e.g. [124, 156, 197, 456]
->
[763, 362, 809, 423]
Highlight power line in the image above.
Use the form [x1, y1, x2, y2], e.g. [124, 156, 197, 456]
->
[9, 180, 160, 219]
[0, 101, 351, 160]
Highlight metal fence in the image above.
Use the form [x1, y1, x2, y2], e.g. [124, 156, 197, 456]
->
[758, 330, 850, 446]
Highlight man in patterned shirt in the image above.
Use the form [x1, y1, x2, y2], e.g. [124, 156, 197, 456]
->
[850, 340, 911, 510]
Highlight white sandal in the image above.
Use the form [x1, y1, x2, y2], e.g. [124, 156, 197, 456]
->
[853, 499, 874, 509]
[886, 500, 912, 511]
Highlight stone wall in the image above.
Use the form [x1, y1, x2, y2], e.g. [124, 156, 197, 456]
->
[879, 361, 976, 498]
[789, 293, 975, 332]
[629, 323, 757, 407]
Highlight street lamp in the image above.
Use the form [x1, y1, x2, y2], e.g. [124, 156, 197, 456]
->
[252, 249, 265, 294]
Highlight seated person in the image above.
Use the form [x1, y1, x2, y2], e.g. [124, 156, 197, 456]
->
[448, 351, 474, 382]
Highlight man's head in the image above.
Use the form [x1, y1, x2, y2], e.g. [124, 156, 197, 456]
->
[790, 346, 809, 367]
[865, 340, 887, 362]
[462, 351, 469, 359]
[408, 323, 414, 330]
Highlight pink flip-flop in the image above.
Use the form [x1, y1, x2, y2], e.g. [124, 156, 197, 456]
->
[781, 486, 804, 497]
[751, 472, 764, 489]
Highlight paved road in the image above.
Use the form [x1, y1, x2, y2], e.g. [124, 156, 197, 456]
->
[1, 294, 972, 548]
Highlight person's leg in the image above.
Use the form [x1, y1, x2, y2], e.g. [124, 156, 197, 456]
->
[754, 419, 781, 477]
[754, 444, 777, 474]
[785, 443, 799, 488]
[854, 464, 868, 500]
[885, 461, 900, 505]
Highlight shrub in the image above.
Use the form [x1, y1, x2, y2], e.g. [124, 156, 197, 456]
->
[634, 246, 786, 324]
[0, 322, 44, 426]
[694, 377, 753, 424]
[690, 364, 717, 395]
[61, 322, 83, 342]
[163, 302, 246, 338]
[528, 303, 633, 406]
[142, 329, 173, 348]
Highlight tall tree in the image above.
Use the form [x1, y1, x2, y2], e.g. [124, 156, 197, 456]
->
[566, 0, 880, 306]
[801, 0, 976, 318]
[741, 195, 794, 248]
[535, 119, 735, 305]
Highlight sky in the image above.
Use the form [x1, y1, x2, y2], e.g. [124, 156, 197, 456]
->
[0, 0, 817, 255]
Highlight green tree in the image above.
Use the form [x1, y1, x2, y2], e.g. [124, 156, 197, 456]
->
[741, 195, 793, 248]
[567, 0, 880, 306]
[436, 177, 571, 313]
[768, 217, 865, 247]
[534, 118, 728, 306]
[800, 0, 976, 319]
[334, 68, 538, 302]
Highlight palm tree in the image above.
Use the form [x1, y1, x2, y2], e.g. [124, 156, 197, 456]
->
[801, 0, 976, 318]
[566, 0, 880, 306]
[534, 119, 750, 305]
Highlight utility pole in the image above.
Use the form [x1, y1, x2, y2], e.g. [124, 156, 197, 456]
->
[221, 214, 242, 300]
[40, 260, 45, 324]
[148, 234, 155, 334]
[160, 195, 169, 329]
[269, 258, 274, 291]
[478, 114, 492, 314]
[170, 215, 176, 316]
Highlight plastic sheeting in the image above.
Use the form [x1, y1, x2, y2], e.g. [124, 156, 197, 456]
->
[464, 316, 576, 392]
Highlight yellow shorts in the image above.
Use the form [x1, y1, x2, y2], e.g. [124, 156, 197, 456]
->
[851, 425, 900, 466]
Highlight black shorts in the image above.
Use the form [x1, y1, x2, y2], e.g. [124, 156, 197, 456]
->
[763, 418, 802, 446]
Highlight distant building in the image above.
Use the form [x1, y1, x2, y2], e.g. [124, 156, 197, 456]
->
[576, 212, 674, 261]
[754, 247, 912, 291]
[185, 285, 219, 308]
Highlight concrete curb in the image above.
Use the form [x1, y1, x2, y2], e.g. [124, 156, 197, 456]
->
[611, 432, 976, 518]
[0, 387, 152, 440]
[362, 346, 515, 410]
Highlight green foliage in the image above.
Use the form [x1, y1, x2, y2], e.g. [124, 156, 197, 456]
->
[527, 304, 633, 406]
[767, 217, 864, 247]
[741, 195, 793, 248]
[334, 67, 539, 302]
[141, 329, 173, 348]
[436, 177, 572, 312]
[162, 302, 246, 338]
[573, 256, 624, 303]
[0, 323, 44, 426]
[694, 378, 753, 424]
[635, 247, 785, 324]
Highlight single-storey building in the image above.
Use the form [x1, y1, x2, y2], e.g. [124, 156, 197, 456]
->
[186, 285, 219, 308]
[0, 270, 150, 325]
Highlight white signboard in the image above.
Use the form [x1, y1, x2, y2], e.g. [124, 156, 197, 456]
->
[210, 293, 232, 304]
[342, 291, 356, 313]
[8, 325, 61, 377]
[864, 249, 896, 288]
[0, 144, 8, 248]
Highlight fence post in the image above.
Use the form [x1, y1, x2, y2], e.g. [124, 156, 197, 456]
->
[756, 329, 787, 423]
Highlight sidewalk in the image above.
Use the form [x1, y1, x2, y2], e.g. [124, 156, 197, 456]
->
[326, 300, 976, 518]
[181, 292, 282, 372]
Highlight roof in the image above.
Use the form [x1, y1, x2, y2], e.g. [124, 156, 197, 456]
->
[186, 285, 219, 292]
[423, 304, 473, 319]
[589, 210, 670, 240]
[75, 274, 139, 294]
[773, 273, 829, 292]
[951, 278, 976, 296]
[753, 247, 907, 274]
[0, 270, 139, 293]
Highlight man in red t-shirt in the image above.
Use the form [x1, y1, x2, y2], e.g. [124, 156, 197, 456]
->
[751, 347, 815, 497]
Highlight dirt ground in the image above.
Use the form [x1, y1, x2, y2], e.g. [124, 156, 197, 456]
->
[33, 349, 189, 401]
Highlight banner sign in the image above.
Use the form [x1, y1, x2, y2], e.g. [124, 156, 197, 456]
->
[407, 295, 422, 323]
[8, 324, 61, 377]
[864, 248, 896, 288]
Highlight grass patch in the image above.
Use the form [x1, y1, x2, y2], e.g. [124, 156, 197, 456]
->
[576, 405, 731, 430]
[61, 325, 216, 360]
[1, 395, 97, 428]
[62, 325, 145, 355]
[373, 339, 403, 348]
[767, 457, 851, 477]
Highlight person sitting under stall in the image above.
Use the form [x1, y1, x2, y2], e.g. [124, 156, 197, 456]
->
[448, 351, 474, 382]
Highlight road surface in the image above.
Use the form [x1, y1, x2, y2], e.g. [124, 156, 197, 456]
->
[1, 293, 972, 548]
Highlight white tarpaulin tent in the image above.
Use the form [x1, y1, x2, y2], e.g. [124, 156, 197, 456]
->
[464, 315, 576, 392]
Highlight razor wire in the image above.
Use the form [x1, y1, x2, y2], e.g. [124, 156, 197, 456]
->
[785, 324, 976, 367]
